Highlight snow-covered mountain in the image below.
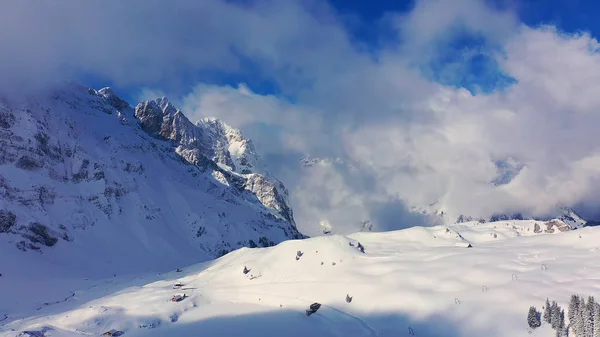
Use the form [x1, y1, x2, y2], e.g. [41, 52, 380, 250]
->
[3, 220, 600, 337]
[0, 83, 303, 272]
[427, 205, 587, 227]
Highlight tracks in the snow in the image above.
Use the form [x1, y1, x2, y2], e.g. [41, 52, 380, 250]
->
[324, 305, 378, 337]
[213, 288, 379, 337]
[36, 292, 76, 311]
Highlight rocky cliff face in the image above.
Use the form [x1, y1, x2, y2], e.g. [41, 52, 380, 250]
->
[133, 97, 294, 224]
[0, 83, 303, 268]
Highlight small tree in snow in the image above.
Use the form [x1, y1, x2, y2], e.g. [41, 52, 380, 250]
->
[528, 306, 541, 329]
[551, 301, 560, 329]
[575, 296, 587, 337]
[556, 309, 566, 337]
[545, 298, 553, 324]
[592, 302, 600, 337]
[569, 294, 581, 335]
[585, 296, 597, 337]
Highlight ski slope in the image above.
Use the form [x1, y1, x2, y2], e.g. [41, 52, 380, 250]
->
[2, 220, 600, 337]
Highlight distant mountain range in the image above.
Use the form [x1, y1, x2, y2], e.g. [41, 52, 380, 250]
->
[300, 156, 595, 234]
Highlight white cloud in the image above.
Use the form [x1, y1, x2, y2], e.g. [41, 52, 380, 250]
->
[177, 20, 600, 234]
[0, 0, 352, 93]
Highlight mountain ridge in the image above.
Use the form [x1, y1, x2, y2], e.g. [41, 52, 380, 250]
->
[0, 83, 303, 272]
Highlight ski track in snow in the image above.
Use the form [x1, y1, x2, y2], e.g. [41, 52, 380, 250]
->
[213, 288, 379, 336]
[321, 306, 379, 337]
[36, 293, 76, 311]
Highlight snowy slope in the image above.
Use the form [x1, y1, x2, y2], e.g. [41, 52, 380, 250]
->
[0, 83, 302, 273]
[2, 222, 600, 337]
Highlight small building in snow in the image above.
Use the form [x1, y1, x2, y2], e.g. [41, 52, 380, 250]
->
[455, 242, 473, 248]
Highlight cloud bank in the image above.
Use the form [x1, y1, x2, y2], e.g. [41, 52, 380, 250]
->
[2, 0, 600, 235]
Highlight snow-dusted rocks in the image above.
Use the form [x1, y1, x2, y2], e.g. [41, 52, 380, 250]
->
[133, 97, 295, 224]
[0, 83, 302, 268]
[134, 98, 263, 175]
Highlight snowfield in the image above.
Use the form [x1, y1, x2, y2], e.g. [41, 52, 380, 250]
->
[2, 220, 600, 336]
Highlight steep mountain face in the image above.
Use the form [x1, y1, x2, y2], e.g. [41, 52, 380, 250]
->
[0, 83, 302, 272]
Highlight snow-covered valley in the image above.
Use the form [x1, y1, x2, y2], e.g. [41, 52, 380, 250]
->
[2, 219, 600, 337]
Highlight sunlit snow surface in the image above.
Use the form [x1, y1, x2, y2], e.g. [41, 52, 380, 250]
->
[2, 220, 600, 337]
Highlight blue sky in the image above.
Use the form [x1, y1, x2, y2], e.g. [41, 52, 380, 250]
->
[305, 0, 600, 95]
[85, 0, 600, 103]
[330, 0, 600, 33]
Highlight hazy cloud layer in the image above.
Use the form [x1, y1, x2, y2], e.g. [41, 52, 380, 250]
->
[2, 0, 600, 235]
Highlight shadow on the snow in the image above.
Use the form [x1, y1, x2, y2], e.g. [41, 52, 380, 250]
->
[0, 258, 219, 327]
[7, 307, 469, 337]
[126, 309, 466, 337]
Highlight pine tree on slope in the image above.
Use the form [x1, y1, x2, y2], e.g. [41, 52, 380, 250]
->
[578, 296, 591, 337]
[551, 301, 560, 329]
[570, 294, 581, 331]
[593, 303, 600, 337]
[556, 309, 567, 337]
[545, 298, 553, 325]
[571, 295, 586, 337]
[586, 296, 597, 337]
[528, 306, 542, 329]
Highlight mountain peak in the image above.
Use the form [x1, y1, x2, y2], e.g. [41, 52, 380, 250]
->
[97, 87, 130, 110]
[153, 96, 178, 115]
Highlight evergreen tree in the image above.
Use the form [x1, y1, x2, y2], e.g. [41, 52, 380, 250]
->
[556, 309, 567, 337]
[528, 306, 541, 329]
[586, 296, 597, 337]
[545, 298, 553, 324]
[593, 303, 600, 337]
[571, 295, 587, 337]
[570, 295, 581, 334]
[578, 296, 590, 337]
[551, 301, 560, 329]
[567, 295, 579, 325]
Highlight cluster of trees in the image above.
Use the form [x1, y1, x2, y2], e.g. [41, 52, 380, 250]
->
[527, 300, 566, 336]
[528, 295, 600, 337]
[567, 295, 600, 337]
[544, 299, 566, 336]
[248, 236, 275, 248]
